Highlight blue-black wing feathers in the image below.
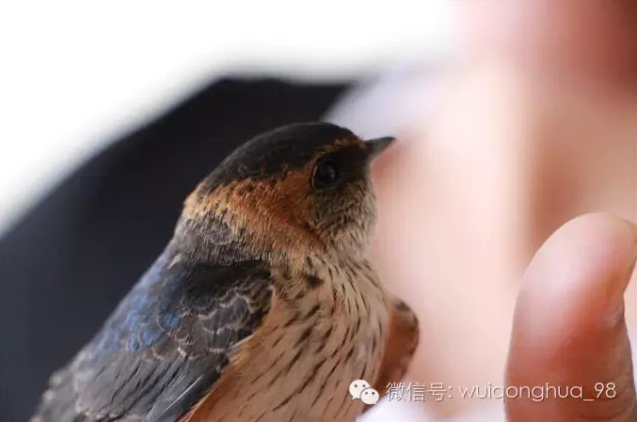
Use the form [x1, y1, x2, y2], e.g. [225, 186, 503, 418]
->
[32, 248, 272, 422]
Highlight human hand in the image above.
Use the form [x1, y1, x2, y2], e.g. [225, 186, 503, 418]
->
[505, 213, 637, 421]
[361, 3, 637, 419]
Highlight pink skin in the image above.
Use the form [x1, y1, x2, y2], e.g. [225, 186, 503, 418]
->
[368, 1, 637, 420]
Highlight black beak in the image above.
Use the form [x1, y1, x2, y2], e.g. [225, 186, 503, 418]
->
[365, 136, 395, 160]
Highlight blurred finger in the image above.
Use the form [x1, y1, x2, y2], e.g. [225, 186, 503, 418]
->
[506, 213, 637, 421]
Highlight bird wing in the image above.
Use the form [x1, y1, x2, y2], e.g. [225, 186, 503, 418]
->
[32, 250, 273, 422]
[368, 297, 419, 407]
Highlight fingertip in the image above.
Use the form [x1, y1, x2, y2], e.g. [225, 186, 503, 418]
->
[521, 213, 637, 325]
[506, 213, 637, 421]
[537, 212, 637, 270]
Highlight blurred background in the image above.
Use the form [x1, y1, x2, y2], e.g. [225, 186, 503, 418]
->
[0, 0, 456, 235]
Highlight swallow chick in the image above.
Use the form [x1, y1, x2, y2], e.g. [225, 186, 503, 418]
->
[31, 122, 420, 422]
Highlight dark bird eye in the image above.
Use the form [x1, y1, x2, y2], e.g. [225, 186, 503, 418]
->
[312, 160, 339, 189]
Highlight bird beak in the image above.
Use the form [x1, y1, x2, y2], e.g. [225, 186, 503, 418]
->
[364, 137, 395, 161]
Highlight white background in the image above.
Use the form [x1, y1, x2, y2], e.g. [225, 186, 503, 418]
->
[0, 1, 456, 234]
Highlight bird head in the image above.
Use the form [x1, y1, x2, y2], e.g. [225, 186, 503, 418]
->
[176, 122, 394, 263]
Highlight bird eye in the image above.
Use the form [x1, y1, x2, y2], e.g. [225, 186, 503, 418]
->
[312, 159, 339, 189]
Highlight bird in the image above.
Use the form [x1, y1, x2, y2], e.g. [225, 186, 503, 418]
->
[31, 122, 420, 422]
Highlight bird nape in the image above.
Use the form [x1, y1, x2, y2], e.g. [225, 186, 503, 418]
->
[31, 122, 419, 422]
